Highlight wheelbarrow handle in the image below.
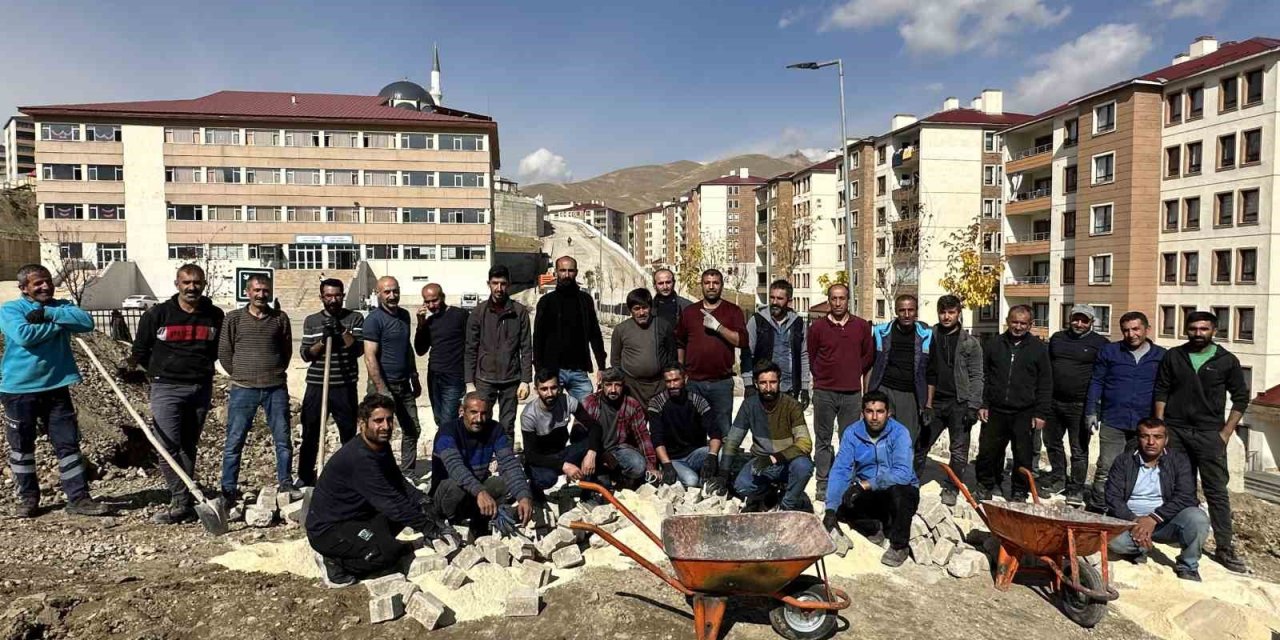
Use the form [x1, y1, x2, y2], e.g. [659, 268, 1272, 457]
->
[937, 462, 989, 526]
[575, 481, 663, 548]
[569, 520, 694, 597]
[1016, 467, 1042, 505]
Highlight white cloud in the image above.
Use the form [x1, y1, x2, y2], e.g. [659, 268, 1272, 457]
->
[798, 147, 838, 161]
[1149, 0, 1228, 18]
[711, 126, 834, 162]
[821, 0, 1071, 56]
[1011, 23, 1155, 113]
[518, 148, 573, 184]
[778, 6, 814, 28]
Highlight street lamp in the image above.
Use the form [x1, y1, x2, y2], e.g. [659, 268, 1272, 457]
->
[787, 59, 853, 281]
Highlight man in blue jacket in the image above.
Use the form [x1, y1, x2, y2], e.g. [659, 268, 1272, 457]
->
[0, 264, 112, 518]
[1084, 311, 1165, 513]
[823, 390, 920, 567]
[868, 295, 932, 445]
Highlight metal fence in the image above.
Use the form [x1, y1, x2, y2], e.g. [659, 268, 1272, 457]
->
[86, 308, 146, 342]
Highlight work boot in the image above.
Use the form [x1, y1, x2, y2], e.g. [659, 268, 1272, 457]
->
[864, 530, 887, 547]
[972, 486, 993, 502]
[14, 496, 39, 519]
[65, 497, 114, 516]
[278, 482, 305, 502]
[880, 546, 910, 567]
[152, 498, 197, 525]
[1214, 546, 1249, 574]
[1037, 477, 1064, 496]
[1174, 567, 1201, 582]
[939, 486, 958, 507]
[313, 552, 356, 589]
[1063, 488, 1086, 508]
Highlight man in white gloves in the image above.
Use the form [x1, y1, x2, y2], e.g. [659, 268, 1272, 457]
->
[464, 265, 533, 447]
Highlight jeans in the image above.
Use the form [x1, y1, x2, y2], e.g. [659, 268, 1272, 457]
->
[150, 382, 213, 505]
[914, 397, 973, 480]
[688, 378, 733, 447]
[1089, 425, 1137, 510]
[558, 369, 595, 402]
[220, 385, 293, 495]
[1044, 400, 1090, 491]
[605, 444, 647, 480]
[733, 455, 814, 510]
[880, 386, 920, 444]
[308, 512, 412, 580]
[2, 387, 91, 502]
[812, 389, 861, 493]
[1168, 426, 1234, 548]
[975, 407, 1036, 497]
[670, 446, 710, 488]
[1108, 506, 1210, 572]
[427, 372, 466, 430]
[298, 383, 358, 486]
[475, 379, 520, 447]
[837, 483, 920, 549]
[371, 379, 422, 476]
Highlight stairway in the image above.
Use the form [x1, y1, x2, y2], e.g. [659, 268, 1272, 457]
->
[1244, 470, 1280, 505]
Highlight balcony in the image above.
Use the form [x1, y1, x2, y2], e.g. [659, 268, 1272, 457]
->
[1004, 231, 1050, 256]
[892, 145, 919, 168]
[1004, 274, 1049, 297]
[1006, 142, 1054, 173]
[1006, 188, 1051, 215]
[892, 183, 918, 206]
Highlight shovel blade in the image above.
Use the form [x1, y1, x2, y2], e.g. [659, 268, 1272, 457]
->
[195, 499, 230, 536]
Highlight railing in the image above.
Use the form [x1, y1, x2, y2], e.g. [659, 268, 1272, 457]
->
[86, 308, 146, 342]
[1012, 188, 1051, 201]
[1032, 318, 1050, 327]
[1006, 275, 1049, 285]
[1010, 231, 1051, 243]
[1015, 142, 1053, 160]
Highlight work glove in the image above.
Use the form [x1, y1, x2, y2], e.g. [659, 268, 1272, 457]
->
[661, 463, 678, 485]
[408, 374, 423, 398]
[822, 509, 841, 533]
[466, 383, 477, 394]
[700, 456, 719, 485]
[25, 307, 47, 324]
[1085, 415, 1100, 434]
[921, 406, 935, 427]
[964, 408, 979, 426]
[797, 390, 810, 411]
[751, 454, 775, 475]
[701, 309, 722, 333]
[645, 468, 662, 485]
[323, 316, 342, 339]
[517, 383, 530, 401]
[841, 482, 864, 510]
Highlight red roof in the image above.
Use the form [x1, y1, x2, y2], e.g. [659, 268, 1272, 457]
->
[793, 156, 841, 175]
[1252, 384, 1280, 408]
[918, 108, 1036, 127]
[699, 175, 767, 187]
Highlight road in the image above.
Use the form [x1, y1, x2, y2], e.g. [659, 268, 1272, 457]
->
[539, 217, 649, 308]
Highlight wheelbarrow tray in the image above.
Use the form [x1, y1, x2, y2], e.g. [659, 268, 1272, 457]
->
[662, 512, 835, 595]
[983, 501, 1133, 557]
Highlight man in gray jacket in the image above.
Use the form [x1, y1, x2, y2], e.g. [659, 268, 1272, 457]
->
[464, 265, 533, 446]
[741, 280, 810, 409]
[917, 295, 983, 505]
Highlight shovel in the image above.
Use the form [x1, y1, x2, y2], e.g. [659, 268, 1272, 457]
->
[299, 336, 333, 527]
[75, 337, 229, 536]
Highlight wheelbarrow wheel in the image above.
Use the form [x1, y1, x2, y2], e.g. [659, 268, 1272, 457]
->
[1058, 558, 1107, 628]
[768, 576, 839, 640]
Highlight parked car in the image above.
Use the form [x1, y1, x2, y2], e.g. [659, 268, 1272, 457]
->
[460, 293, 480, 310]
[122, 294, 159, 309]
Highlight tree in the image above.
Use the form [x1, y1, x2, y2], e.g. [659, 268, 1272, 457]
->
[769, 205, 808, 282]
[817, 270, 848, 291]
[938, 220, 1003, 310]
[676, 238, 727, 293]
[187, 225, 235, 301]
[874, 200, 933, 307]
[44, 221, 98, 304]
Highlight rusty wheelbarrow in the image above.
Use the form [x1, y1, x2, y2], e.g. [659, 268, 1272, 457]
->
[939, 463, 1134, 627]
[569, 481, 850, 640]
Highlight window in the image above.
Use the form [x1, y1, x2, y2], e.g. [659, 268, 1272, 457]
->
[205, 167, 240, 184]
[1184, 197, 1200, 230]
[58, 243, 83, 260]
[1090, 255, 1112, 284]
[441, 245, 487, 260]
[440, 172, 484, 188]
[166, 167, 200, 183]
[208, 244, 244, 261]
[279, 130, 317, 147]
[204, 128, 240, 145]
[42, 164, 80, 180]
[365, 207, 397, 223]
[400, 133, 434, 149]
[1092, 305, 1112, 335]
[1182, 251, 1199, 284]
[876, 207, 886, 225]
[1220, 76, 1239, 111]
[288, 206, 324, 223]
[1185, 141, 1202, 174]
[402, 208, 435, 223]
[876, 176, 886, 195]
[1062, 258, 1075, 284]
[87, 125, 120, 142]
[982, 232, 1001, 253]
[1091, 204, 1113, 234]
[1063, 118, 1079, 146]
[168, 244, 204, 259]
[96, 243, 127, 266]
[404, 245, 438, 260]
[1162, 253, 1178, 284]
[982, 199, 999, 218]
[401, 171, 435, 187]
[877, 145, 886, 165]
[325, 169, 358, 186]
[983, 131, 997, 152]
[727, 199, 739, 209]
[1242, 129, 1262, 164]
[1166, 92, 1183, 124]
[1245, 68, 1264, 105]
[1160, 306, 1176, 337]
[1237, 307, 1255, 341]
[1063, 210, 1076, 238]
[850, 153, 860, 170]
[362, 132, 395, 149]
[1093, 102, 1116, 133]
[246, 168, 280, 184]
[876, 238, 886, 257]
[1165, 146, 1181, 178]
[1240, 189, 1259, 225]
[440, 134, 484, 151]
[86, 165, 123, 181]
[87, 204, 124, 220]
[1219, 133, 1236, 168]
[1163, 200, 1179, 231]
[246, 206, 282, 222]
[1215, 191, 1234, 226]
[207, 205, 240, 221]
[983, 165, 1001, 186]
[41, 123, 80, 141]
[1179, 306, 1197, 334]
[849, 181, 859, 198]
[1092, 153, 1114, 184]
[165, 127, 199, 143]
[328, 207, 359, 223]
[1238, 248, 1257, 283]
[285, 168, 321, 185]
[43, 204, 83, 219]
[364, 244, 400, 260]
[1213, 250, 1232, 283]
[876, 299, 886, 318]
[1187, 86, 1204, 119]
[442, 208, 486, 224]
[246, 129, 279, 146]
[1063, 165, 1078, 193]
[1209, 306, 1231, 340]
[290, 244, 323, 269]
[364, 170, 397, 186]
[167, 204, 203, 221]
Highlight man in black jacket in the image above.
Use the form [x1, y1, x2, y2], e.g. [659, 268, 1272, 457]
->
[975, 305, 1051, 502]
[465, 266, 533, 446]
[1105, 418, 1210, 581]
[534, 256, 607, 401]
[1154, 311, 1250, 573]
[651, 268, 691, 337]
[918, 295, 984, 505]
[1043, 304, 1109, 504]
[128, 264, 225, 525]
[297, 279, 364, 487]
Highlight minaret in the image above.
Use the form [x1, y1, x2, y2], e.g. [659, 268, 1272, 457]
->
[429, 43, 443, 106]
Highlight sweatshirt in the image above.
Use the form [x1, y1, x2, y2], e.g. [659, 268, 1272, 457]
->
[1048, 329, 1109, 402]
[519, 394, 604, 470]
[1153, 342, 1250, 431]
[0, 297, 94, 394]
[982, 331, 1052, 418]
[218, 307, 292, 388]
[132, 295, 225, 385]
[825, 417, 918, 505]
[430, 417, 531, 500]
[723, 394, 812, 461]
[305, 436, 433, 537]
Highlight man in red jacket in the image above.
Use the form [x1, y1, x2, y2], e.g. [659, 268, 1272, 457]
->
[807, 284, 874, 497]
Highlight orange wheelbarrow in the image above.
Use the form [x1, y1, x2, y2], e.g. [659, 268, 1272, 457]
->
[569, 482, 851, 640]
[939, 464, 1134, 628]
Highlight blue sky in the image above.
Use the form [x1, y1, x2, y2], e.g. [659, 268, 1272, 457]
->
[2, 0, 1277, 184]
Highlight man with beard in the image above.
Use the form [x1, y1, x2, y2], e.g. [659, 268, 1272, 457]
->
[363, 276, 422, 475]
[648, 365, 721, 488]
[650, 268, 690, 338]
[128, 264, 227, 523]
[309, 395, 457, 588]
[718, 360, 813, 511]
[1, 264, 111, 518]
[1043, 304, 1109, 505]
[808, 284, 875, 497]
[742, 280, 810, 409]
[611, 288, 676, 405]
[676, 269, 747, 446]
[534, 256, 607, 401]
[823, 391, 919, 567]
[916, 295, 983, 506]
[581, 368, 658, 486]
[414, 283, 469, 429]
[465, 265, 533, 446]
[868, 294, 932, 445]
[1154, 311, 1250, 573]
[297, 279, 364, 487]
[520, 369, 604, 497]
[1086, 312, 1165, 513]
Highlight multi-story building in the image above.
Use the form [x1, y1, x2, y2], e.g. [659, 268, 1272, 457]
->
[3, 115, 36, 185]
[685, 168, 765, 293]
[631, 204, 664, 268]
[788, 158, 840, 313]
[553, 201, 629, 250]
[21, 66, 500, 302]
[838, 138, 879, 318]
[493, 176, 544, 239]
[754, 172, 794, 303]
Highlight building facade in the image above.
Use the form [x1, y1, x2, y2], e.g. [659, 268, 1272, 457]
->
[686, 169, 765, 293]
[493, 176, 544, 239]
[552, 201, 629, 250]
[788, 158, 840, 313]
[3, 115, 35, 185]
[754, 172, 794, 303]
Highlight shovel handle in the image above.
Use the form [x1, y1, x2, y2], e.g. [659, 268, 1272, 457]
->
[316, 336, 333, 466]
[75, 337, 209, 503]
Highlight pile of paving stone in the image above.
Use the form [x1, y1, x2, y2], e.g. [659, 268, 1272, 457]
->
[902, 494, 1000, 578]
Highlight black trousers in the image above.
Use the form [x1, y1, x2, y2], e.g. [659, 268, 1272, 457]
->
[976, 407, 1037, 497]
[1168, 426, 1233, 547]
[837, 484, 920, 549]
[914, 398, 973, 479]
[297, 383, 359, 486]
[475, 380, 520, 448]
[432, 475, 510, 534]
[1044, 399, 1090, 490]
[308, 512, 412, 579]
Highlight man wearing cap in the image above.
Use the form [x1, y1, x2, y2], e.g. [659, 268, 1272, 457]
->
[1044, 304, 1109, 505]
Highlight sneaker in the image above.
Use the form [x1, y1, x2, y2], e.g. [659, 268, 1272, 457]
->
[220, 490, 241, 511]
[313, 552, 356, 589]
[939, 487, 958, 507]
[865, 530, 887, 547]
[1037, 478, 1065, 496]
[973, 487, 993, 502]
[1063, 488, 1086, 508]
[14, 496, 39, 519]
[1008, 493, 1029, 504]
[65, 497, 114, 517]
[741, 497, 768, 513]
[278, 483, 305, 502]
[1174, 567, 1202, 582]
[151, 504, 197, 525]
[880, 546, 910, 567]
[1214, 546, 1249, 574]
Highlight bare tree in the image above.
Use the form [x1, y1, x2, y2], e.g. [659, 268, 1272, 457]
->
[45, 221, 98, 304]
[874, 198, 934, 306]
[769, 207, 809, 282]
[676, 238, 728, 293]
[188, 225, 234, 300]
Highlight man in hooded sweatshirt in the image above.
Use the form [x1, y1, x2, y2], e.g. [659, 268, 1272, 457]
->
[534, 256, 607, 401]
[1043, 304, 1109, 505]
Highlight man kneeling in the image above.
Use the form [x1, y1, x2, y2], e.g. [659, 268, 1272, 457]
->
[432, 392, 534, 539]
[823, 391, 920, 567]
[307, 395, 455, 587]
[1105, 417, 1209, 581]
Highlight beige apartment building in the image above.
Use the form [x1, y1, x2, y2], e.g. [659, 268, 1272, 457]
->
[787, 157, 841, 313]
[835, 138, 879, 319]
[3, 115, 35, 185]
[754, 172, 794, 303]
[551, 201, 630, 251]
[21, 75, 499, 302]
[685, 169, 765, 293]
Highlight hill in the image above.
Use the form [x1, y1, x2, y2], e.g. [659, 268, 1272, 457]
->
[523, 153, 810, 213]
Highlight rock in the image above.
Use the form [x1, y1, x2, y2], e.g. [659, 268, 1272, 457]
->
[920, 500, 949, 529]
[931, 538, 957, 566]
[518, 560, 552, 588]
[364, 573, 412, 597]
[909, 515, 929, 540]
[656, 500, 675, 518]
[255, 486, 279, 513]
[557, 507, 586, 530]
[952, 501, 976, 520]
[451, 546, 484, 571]
[405, 591, 449, 630]
[275, 490, 294, 510]
[551, 545, 584, 569]
[637, 483, 657, 499]
[722, 501, 740, 515]
[587, 504, 618, 526]
[508, 540, 536, 563]
[908, 536, 934, 565]
[483, 544, 512, 567]
[438, 566, 469, 589]
[936, 519, 963, 543]
[506, 586, 540, 617]
[280, 501, 305, 526]
[244, 506, 275, 528]
[589, 534, 609, 549]
[536, 528, 575, 559]
[830, 531, 852, 557]
[433, 538, 460, 559]
[369, 593, 405, 623]
[946, 549, 991, 579]
[474, 535, 501, 550]
[408, 554, 447, 578]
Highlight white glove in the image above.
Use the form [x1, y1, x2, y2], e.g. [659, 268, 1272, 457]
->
[517, 382, 530, 401]
[466, 383, 477, 394]
[1085, 415, 1099, 433]
[701, 309, 723, 332]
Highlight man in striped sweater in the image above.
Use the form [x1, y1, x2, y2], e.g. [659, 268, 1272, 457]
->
[297, 279, 364, 487]
[431, 393, 533, 538]
[718, 360, 814, 511]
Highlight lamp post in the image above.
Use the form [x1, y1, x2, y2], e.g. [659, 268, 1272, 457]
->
[787, 59, 853, 281]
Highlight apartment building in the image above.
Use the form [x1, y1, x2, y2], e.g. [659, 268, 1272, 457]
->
[22, 73, 499, 301]
[754, 172, 794, 303]
[834, 138, 878, 318]
[788, 157, 841, 313]
[3, 115, 35, 184]
[631, 204, 663, 268]
[553, 201, 629, 250]
[685, 169, 765, 292]
[493, 176, 544, 239]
